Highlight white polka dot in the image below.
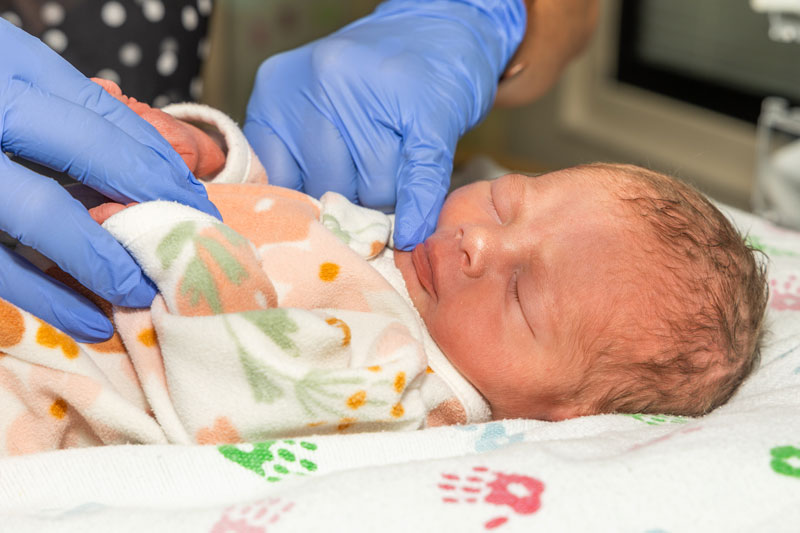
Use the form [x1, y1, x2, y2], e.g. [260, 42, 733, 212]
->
[197, 0, 212, 16]
[157, 50, 178, 76]
[101, 1, 126, 28]
[182, 5, 198, 31]
[152, 94, 170, 108]
[1, 12, 22, 27]
[118, 42, 142, 67]
[255, 197, 274, 212]
[190, 77, 203, 100]
[41, 2, 65, 26]
[42, 29, 68, 53]
[95, 68, 121, 85]
[142, 0, 165, 22]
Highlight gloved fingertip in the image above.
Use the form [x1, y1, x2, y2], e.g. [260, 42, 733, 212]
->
[116, 277, 157, 308]
[187, 173, 208, 195]
[393, 216, 433, 251]
[63, 310, 115, 344]
[202, 198, 223, 221]
[187, 195, 222, 221]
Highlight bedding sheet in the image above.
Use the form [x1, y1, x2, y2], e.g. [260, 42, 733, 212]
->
[0, 204, 799, 532]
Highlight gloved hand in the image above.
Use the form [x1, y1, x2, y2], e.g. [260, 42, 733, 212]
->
[0, 20, 221, 343]
[244, 0, 526, 249]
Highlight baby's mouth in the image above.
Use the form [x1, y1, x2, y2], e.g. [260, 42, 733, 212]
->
[411, 243, 436, 298]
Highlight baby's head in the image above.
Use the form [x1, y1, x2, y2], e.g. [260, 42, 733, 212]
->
[395, 163, 768, 421]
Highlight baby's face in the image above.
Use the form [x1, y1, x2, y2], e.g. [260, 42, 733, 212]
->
[395, 170, 635, 421]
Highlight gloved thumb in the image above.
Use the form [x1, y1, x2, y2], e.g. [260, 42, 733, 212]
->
[393, 130, 453, 250]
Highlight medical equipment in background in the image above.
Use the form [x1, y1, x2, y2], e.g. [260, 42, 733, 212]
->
[750, 0, 800, 230]
[754, 99, 800, 230]
[751, 0, 800, 42]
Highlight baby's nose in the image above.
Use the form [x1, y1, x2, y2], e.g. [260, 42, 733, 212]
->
[460, 225, 489, 278]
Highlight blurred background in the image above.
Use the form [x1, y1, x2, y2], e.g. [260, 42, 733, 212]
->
[201, 0, 800, 221]
[3, 0, 798, 223]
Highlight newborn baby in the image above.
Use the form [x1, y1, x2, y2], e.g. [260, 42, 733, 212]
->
[395, 165, 769, 420]
[0, 82, 768, 455]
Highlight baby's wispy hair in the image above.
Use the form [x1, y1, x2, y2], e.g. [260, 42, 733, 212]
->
[572, 163, 768, 417]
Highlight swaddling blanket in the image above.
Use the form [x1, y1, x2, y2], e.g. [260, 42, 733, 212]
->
[0, 105, 488, 457]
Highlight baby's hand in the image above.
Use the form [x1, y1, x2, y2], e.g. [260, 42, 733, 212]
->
[91, 78, 225, 179]
[88, 202, 136, 224]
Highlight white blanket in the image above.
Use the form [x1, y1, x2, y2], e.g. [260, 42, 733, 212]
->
[1, 203, 799, 532]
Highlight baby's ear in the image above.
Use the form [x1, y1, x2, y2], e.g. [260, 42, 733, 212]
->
[90, 77, 124, 99]
[542, 402, 594, 422]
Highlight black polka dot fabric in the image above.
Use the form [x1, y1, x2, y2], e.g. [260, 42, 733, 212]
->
[0, 0, 213, 106]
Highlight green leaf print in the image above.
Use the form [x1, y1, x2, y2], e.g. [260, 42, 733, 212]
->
[294, 370, 368, 418]
[322, 214, 351, 244]
[241, 309, 300, 358]
[322, 213, 387, 246]
[196, 236, 248, 285]
[180, 257, 222, 313]
[240, 349, 285, 404]
[161, 220, 254, 314]
[157, 221, 196, 269]
[215, 222, 248, 247]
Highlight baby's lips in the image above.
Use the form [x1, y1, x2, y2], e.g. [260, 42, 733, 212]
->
[411, 242, 437, 298]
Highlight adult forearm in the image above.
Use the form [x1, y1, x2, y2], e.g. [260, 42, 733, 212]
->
[495, 0, 600, 107]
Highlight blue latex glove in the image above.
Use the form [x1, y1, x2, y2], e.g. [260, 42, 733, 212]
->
[0, 20, 221, 343]
[244, 0, 526, 249]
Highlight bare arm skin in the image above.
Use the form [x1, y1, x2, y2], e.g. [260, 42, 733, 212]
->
[495, 0, 600, 107]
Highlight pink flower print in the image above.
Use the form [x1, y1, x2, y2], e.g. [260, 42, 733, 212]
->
[770, 275, 800, 311]
[485, 472, 544, 515]
[438, 466, 544, 530]
[210, 497, 294, 533]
